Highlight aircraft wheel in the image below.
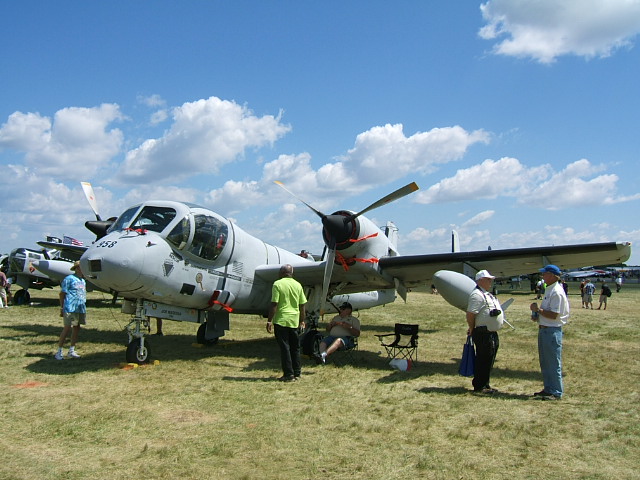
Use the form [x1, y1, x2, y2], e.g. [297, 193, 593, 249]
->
[196, 323, 219, 345]
[14, 289, 30, 305]
[126, 339, 151, 364]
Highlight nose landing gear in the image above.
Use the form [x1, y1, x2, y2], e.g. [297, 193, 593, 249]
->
[125, 300, 151, 364]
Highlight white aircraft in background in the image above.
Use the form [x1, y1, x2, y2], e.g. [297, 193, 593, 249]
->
[562, 267, 608, 279]
[4, 245, 81, 305]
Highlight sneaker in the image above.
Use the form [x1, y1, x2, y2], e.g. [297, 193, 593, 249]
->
[314, 353, 326, 365]
[67, 350, 81, 359]
[277, 375, 296, 382]
[539, 392, 561, 400]
[473, 388, 497, 395]
[533, 390, 560, 400]
[54, 351, 64, 361]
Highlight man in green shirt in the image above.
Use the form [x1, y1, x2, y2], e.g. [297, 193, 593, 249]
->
[266, 264, 307, 382]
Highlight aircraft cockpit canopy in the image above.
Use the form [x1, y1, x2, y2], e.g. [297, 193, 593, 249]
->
[108, 206, 140, 233]
[109, 205, 178, 235]
[185, 214, 228, 261]
[108, 203, 229, 263]
[129, 206, 177, 233]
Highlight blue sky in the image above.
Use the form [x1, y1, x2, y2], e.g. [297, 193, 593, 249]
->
[1, 0, 640, 266]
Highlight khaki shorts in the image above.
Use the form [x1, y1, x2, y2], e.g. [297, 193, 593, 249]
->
[63, 312, 86, 327]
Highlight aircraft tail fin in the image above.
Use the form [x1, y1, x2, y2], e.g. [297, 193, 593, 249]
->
[384, 221, 399, 255]
[451, 230, 460, 253]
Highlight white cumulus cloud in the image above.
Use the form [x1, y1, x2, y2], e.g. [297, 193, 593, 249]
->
[479, 0, 640, 63]
[204, 123, 490, 214]
[0, 104, 124, 179]
[117, 96, 291, 183]
[342, 124, 490, 184]
[415, 157, 638, 209]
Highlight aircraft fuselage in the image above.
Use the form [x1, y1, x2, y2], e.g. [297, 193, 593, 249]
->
[80, 201, 316, 316]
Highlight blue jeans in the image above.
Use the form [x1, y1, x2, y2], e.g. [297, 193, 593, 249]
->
[538, 327, 563, 397]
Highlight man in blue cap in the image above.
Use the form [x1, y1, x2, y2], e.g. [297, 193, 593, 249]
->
[530, 264, 570, 400]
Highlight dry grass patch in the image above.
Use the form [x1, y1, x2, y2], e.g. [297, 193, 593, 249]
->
[0, 284, 639, 479]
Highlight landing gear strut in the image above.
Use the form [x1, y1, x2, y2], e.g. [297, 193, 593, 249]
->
[124, 299, 151, 364]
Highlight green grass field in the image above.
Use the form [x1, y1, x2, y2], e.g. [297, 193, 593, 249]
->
[1, 284, 638, 479]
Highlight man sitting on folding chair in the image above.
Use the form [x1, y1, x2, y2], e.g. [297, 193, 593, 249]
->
[315, 302, 360, 365]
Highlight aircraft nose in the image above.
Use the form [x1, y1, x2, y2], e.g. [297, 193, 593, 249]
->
[81, 235, 149, 291]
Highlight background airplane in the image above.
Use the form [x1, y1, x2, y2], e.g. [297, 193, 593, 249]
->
[3, 245, 79, 305]
[73, 181, 630, 363]
[562, 267, 608, 279]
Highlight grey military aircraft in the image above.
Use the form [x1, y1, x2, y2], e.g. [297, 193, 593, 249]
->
[69, 179, 632, 364]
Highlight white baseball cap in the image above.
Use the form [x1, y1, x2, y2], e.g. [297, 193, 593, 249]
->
[475, 269, 495, 281]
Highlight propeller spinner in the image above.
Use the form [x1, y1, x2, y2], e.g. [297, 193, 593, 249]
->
[274, 181, 419, 311]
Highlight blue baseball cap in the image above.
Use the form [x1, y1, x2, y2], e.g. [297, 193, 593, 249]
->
[539, 264, 561, 275]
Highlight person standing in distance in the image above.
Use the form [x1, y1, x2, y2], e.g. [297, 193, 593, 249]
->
[583, 278, 595, 309]
[0, 269, 8, 308]
[266, 264, 307, 382]
[530, 264, 570, 400]
[615, 275, 623, 293]
[466, 270, 504, 394]
[55, 261, 87, 360]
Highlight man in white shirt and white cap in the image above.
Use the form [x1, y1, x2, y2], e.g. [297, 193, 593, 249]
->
[466, 269, 504, 394]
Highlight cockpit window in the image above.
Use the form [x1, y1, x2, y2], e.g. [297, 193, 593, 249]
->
[187, 214, 228, 261]
[166, 216, 190, 250]
[130, 206, 177, 233]
[108, 206, 139, 233]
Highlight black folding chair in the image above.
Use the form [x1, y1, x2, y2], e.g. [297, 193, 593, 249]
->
[375, 323, 419, 363]
[329, 335, 359, 366]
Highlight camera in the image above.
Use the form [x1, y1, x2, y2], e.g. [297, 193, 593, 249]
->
[489, 309, 502, 317]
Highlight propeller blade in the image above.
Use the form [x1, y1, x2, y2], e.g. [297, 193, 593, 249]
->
[349, 182, 419, 220]
[319, 247, 336, 314]
[81, 182, 101, 221]
[273, 181, 325, 219]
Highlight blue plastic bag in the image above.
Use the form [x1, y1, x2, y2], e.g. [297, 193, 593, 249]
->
[458, 335, 476, 377]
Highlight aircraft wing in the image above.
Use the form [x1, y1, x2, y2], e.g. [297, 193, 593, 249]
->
[255, 242, 630, 294]
[36, 241, 87, 260]
[379, 241, 631, 288]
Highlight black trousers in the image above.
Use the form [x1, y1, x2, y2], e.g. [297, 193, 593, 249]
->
[274, 323, 301, 377]
[471, 326, 499, 391]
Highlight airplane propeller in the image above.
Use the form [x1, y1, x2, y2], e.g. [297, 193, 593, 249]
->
[274, 180, 419, 312]
[81, 182, 114, 239]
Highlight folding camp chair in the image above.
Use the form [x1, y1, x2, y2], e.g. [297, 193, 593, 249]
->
[329, 335, 359, 366]
[375, 323, 419, 363]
